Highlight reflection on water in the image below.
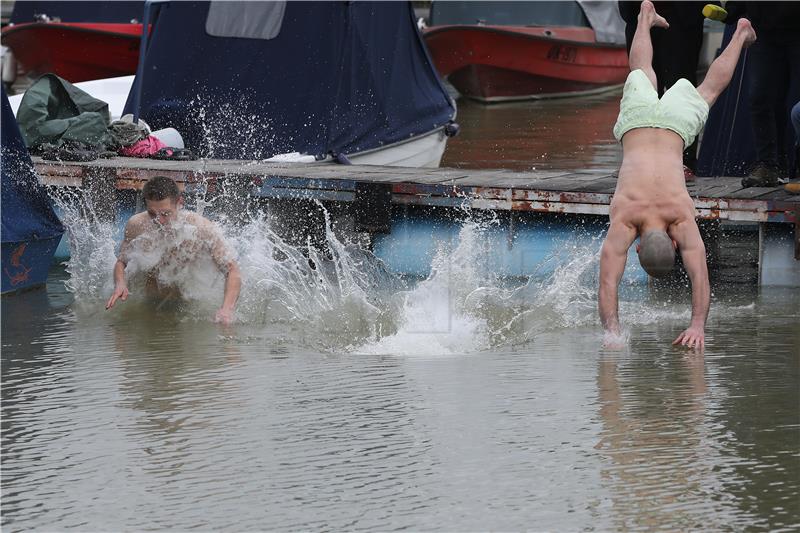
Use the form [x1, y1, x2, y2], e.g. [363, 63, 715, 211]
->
[2, 92, 798, 530]
[2, 267, 798, 530]
[442, 92, 623, 172]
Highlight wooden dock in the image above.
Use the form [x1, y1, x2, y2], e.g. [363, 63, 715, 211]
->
[34, 156, 799, 226]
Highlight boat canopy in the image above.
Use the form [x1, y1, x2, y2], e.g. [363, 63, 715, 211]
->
[429, 1, 625, 44]
[10, 1, 143, 23]
[1, 87, 63, 245]
[123, 1, 456, 160]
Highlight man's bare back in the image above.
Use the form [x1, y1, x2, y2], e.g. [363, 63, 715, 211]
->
[611, 128, 697, 238]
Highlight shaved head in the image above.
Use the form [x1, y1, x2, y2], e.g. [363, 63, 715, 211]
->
[638, 230, 675, 278]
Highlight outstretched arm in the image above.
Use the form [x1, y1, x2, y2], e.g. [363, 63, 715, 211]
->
[106, 220, 138, 310]
[205, 220, 241, 324]
[599, 222, 636, 335]
[670, 221, 710, 349]
[215, 261, 241, 325]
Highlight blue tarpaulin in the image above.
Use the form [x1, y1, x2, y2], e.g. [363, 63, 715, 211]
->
[123, 1, 455, 160]
[1, 87, 64, 244]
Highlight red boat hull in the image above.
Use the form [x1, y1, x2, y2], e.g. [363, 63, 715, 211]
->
[2, 23, 142, 83]
[423, 25, 629, 102]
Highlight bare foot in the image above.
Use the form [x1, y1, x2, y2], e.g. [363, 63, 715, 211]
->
[735, 18, 757, 48]
[639, 0, 669, 29]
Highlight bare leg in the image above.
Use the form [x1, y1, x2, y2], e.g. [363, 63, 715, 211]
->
[697, 19, 757, 107]
[628, 0, 669, 90]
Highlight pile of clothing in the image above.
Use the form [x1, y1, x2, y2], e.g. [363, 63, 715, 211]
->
[15, 74, 196, 162]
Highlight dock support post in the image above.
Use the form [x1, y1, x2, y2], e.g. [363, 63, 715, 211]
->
[795, 208, 799, 261]
[353, 182, 392, 234]
[82, 167, 117, 223]
[216, 175, 254, 225]
[699, 219, 721, 283]
[268, 199, 329, 252]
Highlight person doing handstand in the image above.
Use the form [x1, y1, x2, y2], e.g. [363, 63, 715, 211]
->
[105, 176, 242, 324]
[599, 1, 756, 349]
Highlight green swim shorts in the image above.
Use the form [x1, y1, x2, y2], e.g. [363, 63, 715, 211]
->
[613, 69, 709, 147]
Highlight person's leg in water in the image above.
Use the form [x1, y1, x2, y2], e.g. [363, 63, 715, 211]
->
[627, 1, 670, 91]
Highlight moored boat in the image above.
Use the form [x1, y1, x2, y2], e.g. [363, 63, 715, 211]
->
[122, 0, 458, 167]
[1, 2, 143, 84]
[423, 1, 629, 102]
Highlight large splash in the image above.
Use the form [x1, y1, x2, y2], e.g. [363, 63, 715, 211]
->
[53, 190, 693, 355]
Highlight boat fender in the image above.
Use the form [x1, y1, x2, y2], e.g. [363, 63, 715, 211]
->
[702, 4, 727, 22]
[444, 121, 460, 137]
[1, 47, 16, 85]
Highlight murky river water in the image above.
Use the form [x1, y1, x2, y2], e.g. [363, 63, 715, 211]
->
[3, 93, 799, 530]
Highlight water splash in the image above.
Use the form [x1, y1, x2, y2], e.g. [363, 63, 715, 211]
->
[52, 190, 696, 354]
[52, 188, 119, 300]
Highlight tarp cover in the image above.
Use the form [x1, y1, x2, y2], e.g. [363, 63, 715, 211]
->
[430, 1, 590, 28]
[430, 1, 625, 44]
[1, 87, 63, 243]
[123, 1, 455, 160]
[205, 1, 286, 40]
[577, 1, 625, 45]
[11, 1, 143, 23]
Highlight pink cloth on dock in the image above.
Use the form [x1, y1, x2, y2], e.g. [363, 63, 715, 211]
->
[118, 136, 166, 157]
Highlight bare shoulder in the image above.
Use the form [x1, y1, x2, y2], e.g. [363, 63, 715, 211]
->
[183, 211, 217, 230]
[125, 212, 151, 238]
[669, 217, 703, 248]
[179, 210, 209, 225]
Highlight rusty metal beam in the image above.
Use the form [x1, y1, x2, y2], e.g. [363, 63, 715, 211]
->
[31, 159, 800, 227]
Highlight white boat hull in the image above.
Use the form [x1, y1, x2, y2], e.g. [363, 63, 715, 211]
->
[348, 127, 449, 168]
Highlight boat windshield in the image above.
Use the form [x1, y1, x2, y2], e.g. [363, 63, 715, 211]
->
[429, 1, 590, 28]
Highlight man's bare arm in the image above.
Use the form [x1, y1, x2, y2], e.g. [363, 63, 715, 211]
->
[106, 218, 143, 310]
[671, 221, 710, 349]
[215, 261, 241, 324]
[598, 222, 636, 335]
[200, 217, 241, 324]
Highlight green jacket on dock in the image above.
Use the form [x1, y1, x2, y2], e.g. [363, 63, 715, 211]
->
[15, 74, 113, 152]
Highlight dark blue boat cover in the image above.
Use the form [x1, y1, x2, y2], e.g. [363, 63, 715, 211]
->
[123, 1, 455, 160]
[1, 87, 64, 243]
[11, 1, 143, 24]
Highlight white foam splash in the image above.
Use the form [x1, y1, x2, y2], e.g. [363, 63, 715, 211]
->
[53, 190, 703, 354]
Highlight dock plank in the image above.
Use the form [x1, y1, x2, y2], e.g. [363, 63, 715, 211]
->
[30, 157, 799, 224]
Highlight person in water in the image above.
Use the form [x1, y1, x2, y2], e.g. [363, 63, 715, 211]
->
[599, 1, 756, 349]
[105, 175, 242, 324]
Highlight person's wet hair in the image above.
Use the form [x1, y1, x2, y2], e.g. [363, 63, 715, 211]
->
[638, 230, 675, 278]
[142, 176, 180, 202]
